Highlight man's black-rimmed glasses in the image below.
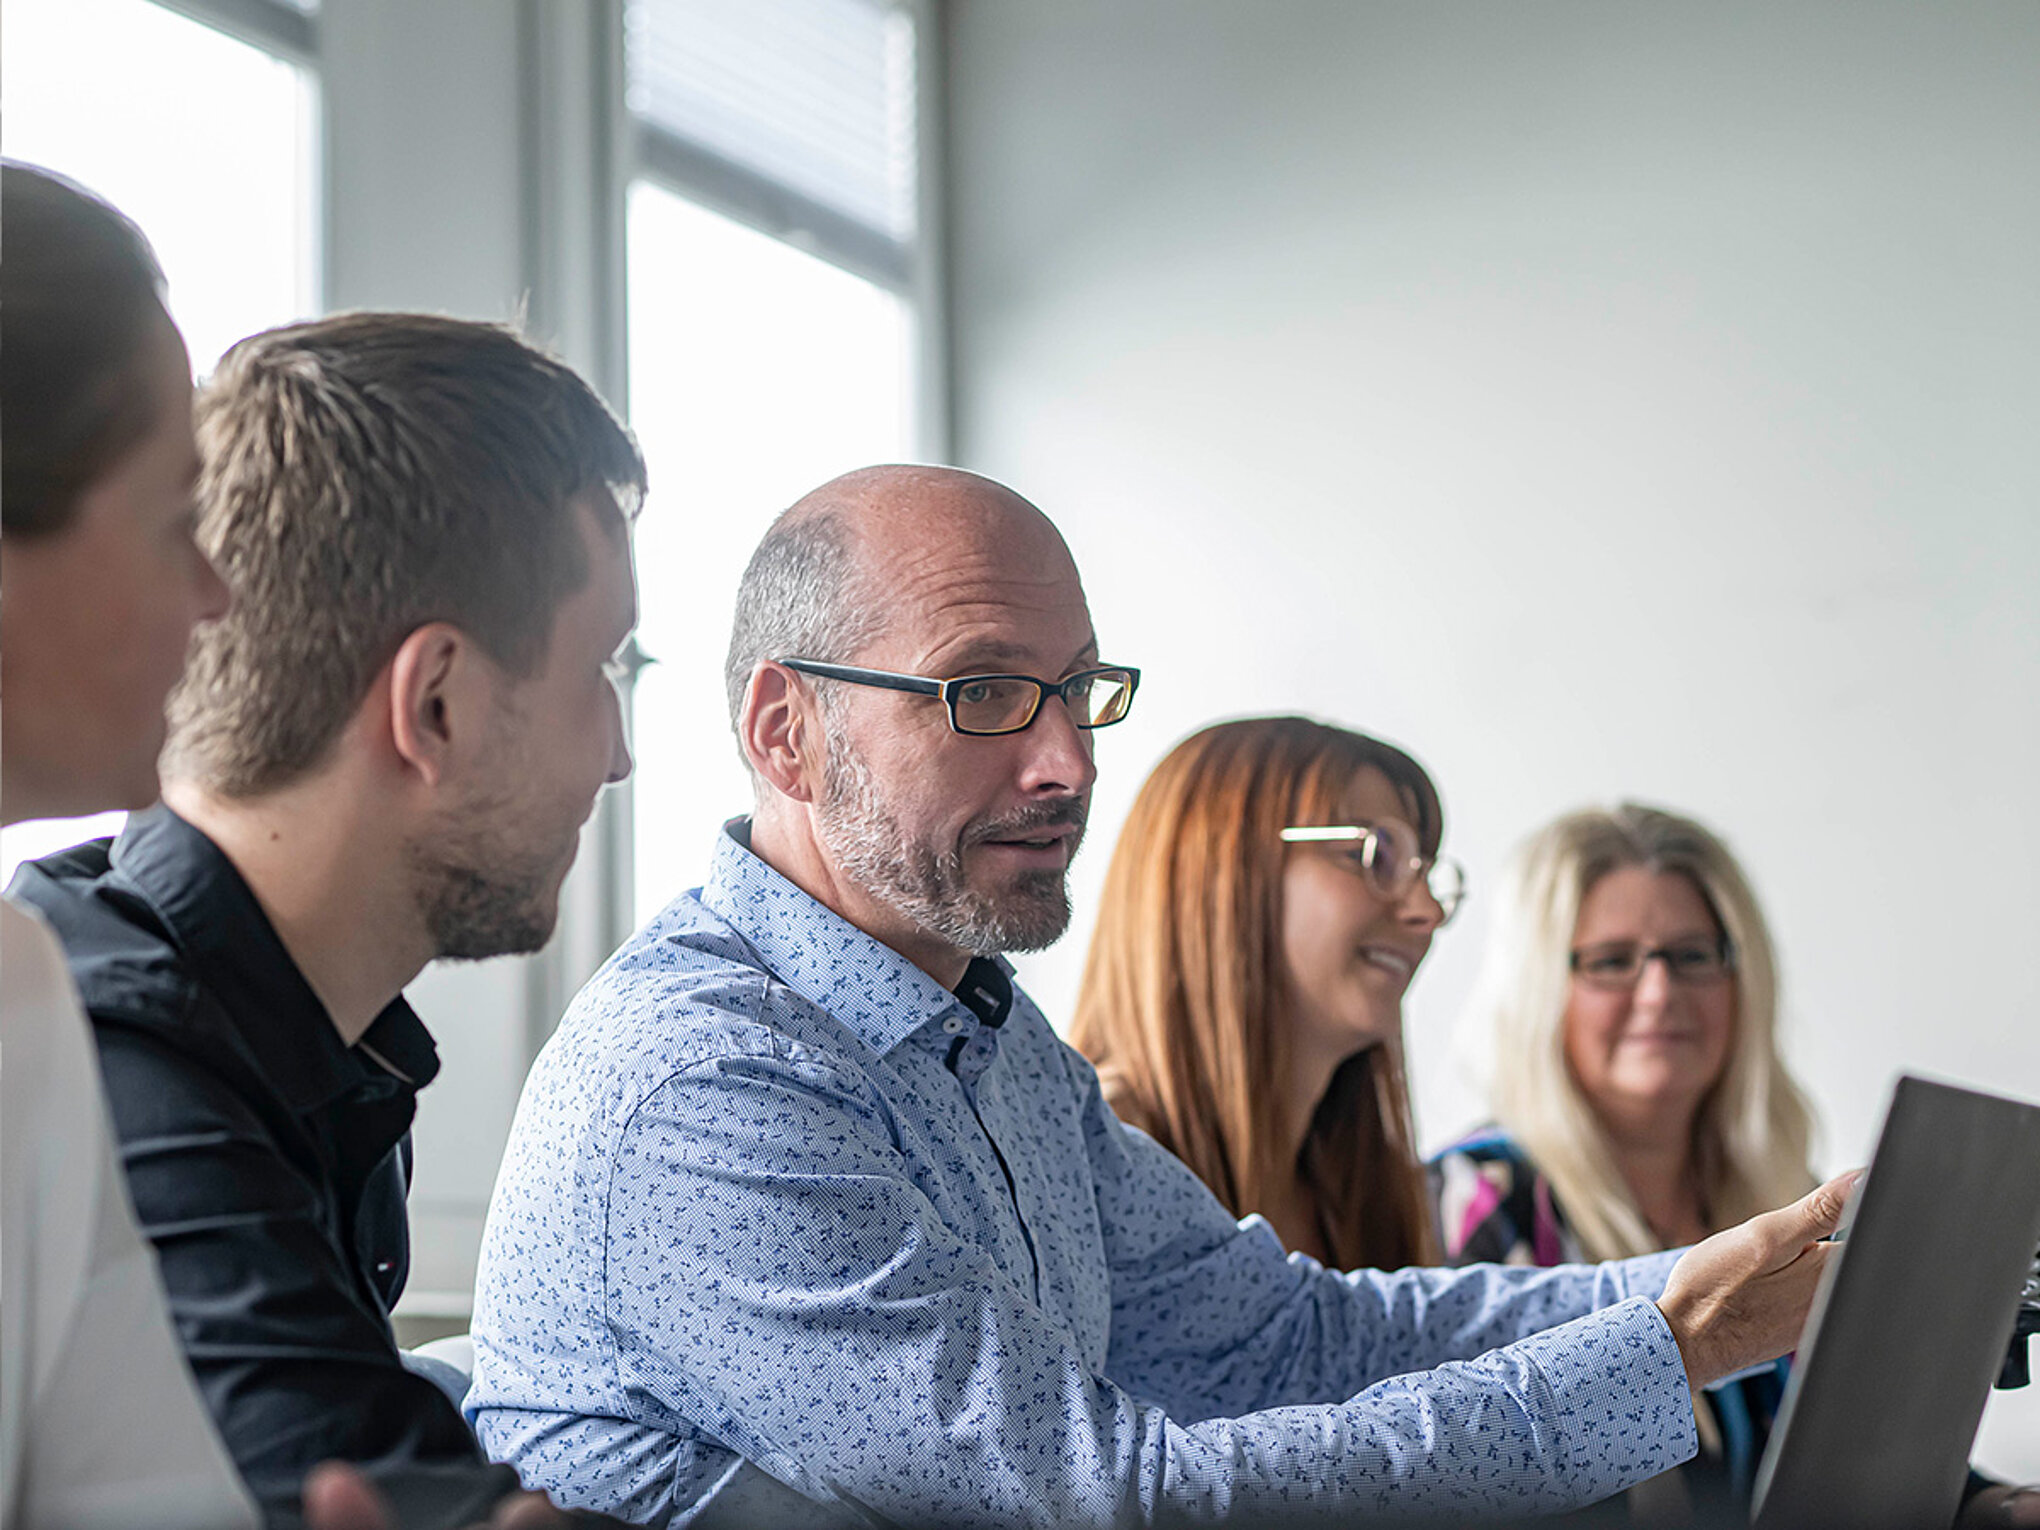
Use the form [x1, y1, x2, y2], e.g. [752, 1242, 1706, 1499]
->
[777, 658, 1140, 736]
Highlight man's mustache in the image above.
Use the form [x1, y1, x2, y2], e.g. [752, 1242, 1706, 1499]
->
[965, 798, 1089, 846]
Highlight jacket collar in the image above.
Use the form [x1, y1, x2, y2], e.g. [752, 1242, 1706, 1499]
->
[112, 805, 440, 1111]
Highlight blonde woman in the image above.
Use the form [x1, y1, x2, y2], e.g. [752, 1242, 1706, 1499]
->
[1437, 802, 1816, 1263]
[1436, 802, 2040, 1525]
[1433, 802, 1815, 1515]
[1071, 715, 1462, 1271]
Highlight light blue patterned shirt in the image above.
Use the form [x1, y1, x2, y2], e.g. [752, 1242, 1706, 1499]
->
[469, 823, 1697, 1526]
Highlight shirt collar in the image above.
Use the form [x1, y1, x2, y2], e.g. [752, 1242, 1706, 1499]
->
[699, 818, 1012, 1057]
[112, 805, 441, 1111]
[954, 957, 1013, 1030]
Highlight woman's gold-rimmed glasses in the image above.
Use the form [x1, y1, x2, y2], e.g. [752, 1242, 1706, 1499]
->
[1280, 820, 1467, 923]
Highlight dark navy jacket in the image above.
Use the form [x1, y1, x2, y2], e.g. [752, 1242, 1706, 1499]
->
[9, 806, 524, 1529]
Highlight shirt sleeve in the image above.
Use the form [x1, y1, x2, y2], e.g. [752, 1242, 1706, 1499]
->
[90, 1013, 526, 1530]
[1074, 1058, 1684, 1422]
[596, 1040, 1698, 1528]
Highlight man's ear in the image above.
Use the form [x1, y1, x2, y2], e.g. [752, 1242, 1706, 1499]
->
[740, 662, 821, 803]
[385, 623, 488, 789]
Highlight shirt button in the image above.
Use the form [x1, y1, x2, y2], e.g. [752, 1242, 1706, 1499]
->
[942, 1017, 966, 1034]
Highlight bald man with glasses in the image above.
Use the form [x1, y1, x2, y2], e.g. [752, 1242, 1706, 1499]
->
[469, 463, 1853, 1528]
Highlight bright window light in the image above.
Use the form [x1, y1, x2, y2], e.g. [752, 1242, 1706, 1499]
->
[1, 0, 318, 378]
[626, 181, 913, 919]
[0, 0, 318, 886]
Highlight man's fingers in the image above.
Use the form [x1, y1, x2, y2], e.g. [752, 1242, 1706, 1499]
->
[1758, 1169, 1861, 1254]
[303, 1464, 571, 1530]
[1791, 1236, 1839, 1288]
[1805, 1169, 1861, 1233]
[1659, 1174, 1861, 1387]
[1957, 1484, 2040, 1527]
[487, 1491, 572, 1529]
[303, 1463, 396, 1530]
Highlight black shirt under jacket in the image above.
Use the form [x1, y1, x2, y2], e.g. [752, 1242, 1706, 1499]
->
[9, 807, 526, 1530]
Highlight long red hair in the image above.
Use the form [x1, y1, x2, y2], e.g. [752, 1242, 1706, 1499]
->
[1070, 716, 1443, 1270]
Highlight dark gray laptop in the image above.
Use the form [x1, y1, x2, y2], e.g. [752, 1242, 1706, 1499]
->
[1750, 1075, 2040, 1530]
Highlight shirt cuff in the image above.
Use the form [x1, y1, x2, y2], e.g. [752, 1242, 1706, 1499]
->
[1511, 1296, 1700, 1500]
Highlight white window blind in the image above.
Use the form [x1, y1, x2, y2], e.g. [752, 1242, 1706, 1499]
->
[626, 0, 917, 256]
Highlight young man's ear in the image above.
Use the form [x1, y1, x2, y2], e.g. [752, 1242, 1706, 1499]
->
[740, 661, 821, 803]
[385, 623, 488, 788]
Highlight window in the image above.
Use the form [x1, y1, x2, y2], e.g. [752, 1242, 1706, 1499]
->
[0, 0, 320, 884]
[0, 0, 318, 380]
[628, 0, 919, 269]
[622, 0, 927, 918]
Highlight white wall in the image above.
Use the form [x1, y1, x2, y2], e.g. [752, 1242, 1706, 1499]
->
[947, 0, 2040, 1473]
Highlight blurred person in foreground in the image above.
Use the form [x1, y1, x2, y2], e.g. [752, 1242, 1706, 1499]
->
[467, 464, 1853, 1527]
[8, 304, 644, 1529]
[1, 156, 252, 1530]
[1433, 801, 2038, 1526]
[1069, 714, 1461, 1272]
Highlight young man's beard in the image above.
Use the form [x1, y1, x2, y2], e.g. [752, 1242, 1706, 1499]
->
[408, 793, 566, 961]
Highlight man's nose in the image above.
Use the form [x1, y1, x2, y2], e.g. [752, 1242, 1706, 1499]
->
[1017, 692, 1098, 796]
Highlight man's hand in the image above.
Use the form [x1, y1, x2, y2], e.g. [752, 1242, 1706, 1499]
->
[1655, 1170, 1858, 1388]
[303, 1463, 576, 1530]
[303, 1464, 395, 1530]
[1960, 1484, 2040, 1527]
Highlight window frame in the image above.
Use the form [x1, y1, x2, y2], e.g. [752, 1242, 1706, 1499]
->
[610, 0, 949, 942]
[5, 0, 948, 1325]
[622, 0, 948, 461]
[152, 0, 318, 68]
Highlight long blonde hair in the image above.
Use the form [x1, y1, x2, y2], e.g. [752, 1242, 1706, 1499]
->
[1070, 716, 1442, 1270]
[1471, 802, 1817, 1261]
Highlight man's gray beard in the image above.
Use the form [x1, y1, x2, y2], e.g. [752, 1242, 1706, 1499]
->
[407, 801, 560, 961]
[816, 736, 1081, 958]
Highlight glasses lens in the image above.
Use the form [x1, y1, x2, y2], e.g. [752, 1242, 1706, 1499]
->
[1664, 941, 1729, 983]
[1072, 669, 1135, 727]
[1573, 945, 1643, 988]
[1360, 819, 1417, 899]
[951, 676, 1041, 734]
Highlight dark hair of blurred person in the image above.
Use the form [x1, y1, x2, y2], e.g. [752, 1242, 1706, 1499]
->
[1069, 715, 1457, 1270]
[2, 161, 171, 534]
[1, 161, 228, 821]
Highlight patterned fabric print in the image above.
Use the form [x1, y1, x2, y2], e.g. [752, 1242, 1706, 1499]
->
[1431, 1129, 1586, 1267]
[467, 822, 1699, 1527]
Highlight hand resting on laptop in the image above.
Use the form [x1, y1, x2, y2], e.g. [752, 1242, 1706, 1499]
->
[1656, 1170, 1858, 1388]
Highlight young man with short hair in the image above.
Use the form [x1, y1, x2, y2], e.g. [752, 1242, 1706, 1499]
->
[11, 311, 643, 1529]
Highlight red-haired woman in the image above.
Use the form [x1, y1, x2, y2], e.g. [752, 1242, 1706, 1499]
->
[1069, 715, 1463, 1271]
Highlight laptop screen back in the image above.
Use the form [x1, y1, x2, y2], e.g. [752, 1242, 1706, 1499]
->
[1750, 1075, 2040, 1530]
